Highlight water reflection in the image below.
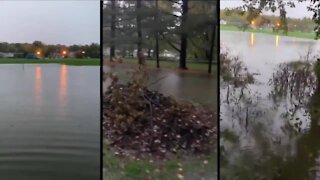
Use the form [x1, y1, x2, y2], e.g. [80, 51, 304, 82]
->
[276, 35, 280, 47]
[250, 32, 254, 47]
[35, 66, 42, 111]
[0, 64, 100, 179]
[221, 31, 320, 179]
[250, 33, 280, 47]
[59, 64, 68, 109]
[220, 59, 308, 179]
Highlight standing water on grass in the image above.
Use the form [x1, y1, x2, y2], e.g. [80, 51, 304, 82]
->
[103, 66, 217, 110]
[0, 64, 99, 179]
[221, 31, 320, 179]
[103, 65, 217, 179]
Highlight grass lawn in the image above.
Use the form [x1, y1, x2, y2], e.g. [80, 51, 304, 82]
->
[220, 24, 316, 39]
[104, 143, 216, 180]
[0, 58, 100, 66]
[107, 58, 217, 74]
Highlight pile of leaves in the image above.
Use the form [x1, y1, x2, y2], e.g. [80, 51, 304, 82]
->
[103, 67, 216, 160]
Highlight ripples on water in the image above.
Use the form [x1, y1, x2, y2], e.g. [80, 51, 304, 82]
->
[0, 64, 99, 179]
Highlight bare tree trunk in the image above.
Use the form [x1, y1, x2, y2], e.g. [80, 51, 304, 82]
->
[136, 0, 142, 64]
[208, 2, 217, 74]
[208, 22, 216, 74]
[179, 0, 188, 70]
[155, 0, 160, 68]
[110, 0, 116, 61]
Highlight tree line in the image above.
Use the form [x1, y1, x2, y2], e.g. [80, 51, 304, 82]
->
[103, 0, 218, 73]
[225, 0, 320, 38]
[0, 41, 100, 58]
[221, 9, 316, 33]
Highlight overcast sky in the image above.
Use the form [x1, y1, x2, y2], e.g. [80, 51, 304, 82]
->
[221, 0, 313, 19]
[0, 1, 99, 45]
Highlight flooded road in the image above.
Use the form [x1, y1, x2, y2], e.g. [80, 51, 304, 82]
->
[221, 31, 320, 179]
[0, 64, 100, 179]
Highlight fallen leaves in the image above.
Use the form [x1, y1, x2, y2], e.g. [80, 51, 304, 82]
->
[103, 68, 216, 160]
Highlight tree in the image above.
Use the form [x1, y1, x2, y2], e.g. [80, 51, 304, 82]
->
[178, 0, 189, 69]
[136, 0, 143, 64]
[208, 1, 218, 74]
[110, 0, 116, 61]
[237, 0, 320, 39]
[103, 0, 216, 73]
[155, 0, 160, 68]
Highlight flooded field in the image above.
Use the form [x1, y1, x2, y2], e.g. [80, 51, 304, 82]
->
[103, 65, 217, 110]
[103, 65, 217, 179]
[0, 64, 100, 179]
[221, 31, 320, 179]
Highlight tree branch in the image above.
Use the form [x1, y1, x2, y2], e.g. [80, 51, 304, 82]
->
[189, 38, 206, 51]
[160, 33, 181, 52]
[161, 10, 181, 18]
[168, 0, 182, 5]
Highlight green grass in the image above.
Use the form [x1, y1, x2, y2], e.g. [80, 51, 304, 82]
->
[119, 58, 217, 73]
[0, 58, 100, 66]
[221, 24, 316, 39]
[104, 143, 216, 180]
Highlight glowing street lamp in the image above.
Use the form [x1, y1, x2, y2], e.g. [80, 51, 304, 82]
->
[251, 20, 255, 25]
[277, 23, 280, 27]
[81, 51, 85, 54]
[62, 50, 67, 55]
[36, 51, 41, 55]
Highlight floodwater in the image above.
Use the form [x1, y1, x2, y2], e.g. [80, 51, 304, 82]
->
[0, 64, 100, 179]
[103, 65, 217, 179]
[103, 65, 217, 110]
[221, 31, 320, 179]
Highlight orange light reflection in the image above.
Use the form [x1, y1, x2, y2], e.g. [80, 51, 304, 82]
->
[59, 64, 68, 108]
[35, 66, 42, 110]
[250, 32, 255, 47]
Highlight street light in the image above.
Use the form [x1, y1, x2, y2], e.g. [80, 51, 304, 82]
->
[81, 51, 85, 54]
[251, 20, 255, 25]
[36, 51, 41, 55]
[62, 50, 67, 55]
[277, 23, 280, 27]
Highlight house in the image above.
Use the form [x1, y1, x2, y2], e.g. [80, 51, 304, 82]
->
[69, 51, 76, 58]
[13, 53, 24, 58]
[104, 47, 122, 58]
[49, 53, 64, 59]
[0, 52, 14, 58]
[103, 47, 109, 57]
[25, 54, 38, 59]
[220, 19, 227, 25]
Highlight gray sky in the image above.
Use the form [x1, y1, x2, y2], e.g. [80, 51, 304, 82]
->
[0, 1, 99, 45]
[221, 0, 313, 19]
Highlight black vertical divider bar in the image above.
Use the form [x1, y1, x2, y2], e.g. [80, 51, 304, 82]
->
[100, 0, 103, 179]
[217, 0, 221, 179]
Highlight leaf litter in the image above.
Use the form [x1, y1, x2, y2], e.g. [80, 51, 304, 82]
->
[103, 66, 216, 160]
